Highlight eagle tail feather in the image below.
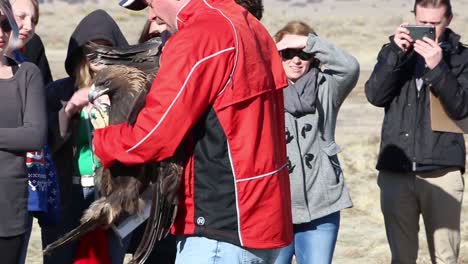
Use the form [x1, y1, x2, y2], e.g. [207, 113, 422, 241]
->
[130, 183, 161, 264]
[42, 218, 98, 255]
[43, 191, 142, 256]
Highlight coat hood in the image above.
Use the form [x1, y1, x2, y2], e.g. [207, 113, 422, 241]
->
[65, 9, 129, 77]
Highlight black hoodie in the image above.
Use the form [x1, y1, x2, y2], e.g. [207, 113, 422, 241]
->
[64, 9, 129, 77]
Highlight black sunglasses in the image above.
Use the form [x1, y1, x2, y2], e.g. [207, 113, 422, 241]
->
[0, 18, 12, 32]
[280, 49, 313, 61]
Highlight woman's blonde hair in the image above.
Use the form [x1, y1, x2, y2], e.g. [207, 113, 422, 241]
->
[73, 56, 94, 89]
[274, 20, 315, 43]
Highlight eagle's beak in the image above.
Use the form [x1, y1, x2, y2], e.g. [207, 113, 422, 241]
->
[88, 84, 110, 103]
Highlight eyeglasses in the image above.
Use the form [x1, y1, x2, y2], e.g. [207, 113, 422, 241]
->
[280, 49, 313, 61]
[0, 18, 12, 32]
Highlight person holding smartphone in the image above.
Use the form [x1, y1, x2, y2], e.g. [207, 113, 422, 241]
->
[365, 0, 468, 263]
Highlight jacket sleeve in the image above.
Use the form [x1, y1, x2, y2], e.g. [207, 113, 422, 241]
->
[304, 34, 360, 108]
[0, 66, 46, 151]
[93, 31, 235, 168]
[365, 39, 413, 107]
[425, 58, 468, 120]
[46, 79, 75, 152]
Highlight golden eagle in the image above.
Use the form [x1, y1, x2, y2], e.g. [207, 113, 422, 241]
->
[43, 38, 184, 264]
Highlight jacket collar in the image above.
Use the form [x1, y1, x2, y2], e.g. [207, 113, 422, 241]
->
[176, 0, 212, 31]
[440, 28, 462, 54]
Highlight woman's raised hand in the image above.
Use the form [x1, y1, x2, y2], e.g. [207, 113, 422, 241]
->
[276, 34, 309, 51]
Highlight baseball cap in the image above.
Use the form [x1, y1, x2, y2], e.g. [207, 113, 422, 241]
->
[119, 0, 148, 10]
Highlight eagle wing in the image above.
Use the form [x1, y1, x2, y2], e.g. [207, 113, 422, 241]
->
[87, 37, 162, 77]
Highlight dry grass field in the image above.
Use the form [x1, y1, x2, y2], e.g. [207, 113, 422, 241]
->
[24, 0, 468, 263]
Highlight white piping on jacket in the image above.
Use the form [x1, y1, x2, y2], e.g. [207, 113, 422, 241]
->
[236, 163, 288, 183]
[126, 47, 235, 153]
[226, 141, 244, 246]
[175, 0, 192, 31]
[202, 0, 239, 96]
[201, 0, 244, 245]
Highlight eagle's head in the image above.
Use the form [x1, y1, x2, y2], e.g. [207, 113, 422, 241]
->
[89, 65, 148, 102]
[89, 65, 150, 125]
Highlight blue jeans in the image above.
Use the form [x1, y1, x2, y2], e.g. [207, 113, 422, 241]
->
[42, 185, 130, 264]
[176, 236, 280, 264]
[275, 211, 340, 264]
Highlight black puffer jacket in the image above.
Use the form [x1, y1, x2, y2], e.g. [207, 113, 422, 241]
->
[365, 29, 468, 173]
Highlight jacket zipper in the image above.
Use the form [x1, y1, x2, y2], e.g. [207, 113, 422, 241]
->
[412, 85, 422, 171]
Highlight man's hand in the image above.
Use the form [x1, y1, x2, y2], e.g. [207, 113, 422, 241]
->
[64, 88, 91, 117]
[393, 23, 413, 53]
[276, 34, 309, 51]
[413, 37, 443, 69]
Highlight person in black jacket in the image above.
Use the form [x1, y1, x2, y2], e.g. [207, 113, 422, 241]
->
[365, 0, 468, 263]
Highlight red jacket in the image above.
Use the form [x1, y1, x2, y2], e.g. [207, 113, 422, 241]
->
[93, 0, 292, 249]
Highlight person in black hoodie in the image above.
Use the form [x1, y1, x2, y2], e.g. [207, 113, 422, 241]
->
[44, 9, 129, 264]
[365, 0, 468, 263]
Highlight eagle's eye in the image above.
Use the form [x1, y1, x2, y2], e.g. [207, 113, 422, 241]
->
[104, 80, 112, 87]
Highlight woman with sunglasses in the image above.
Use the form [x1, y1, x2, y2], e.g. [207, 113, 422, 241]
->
[274, 21, 359, 264]
[0, 6, 46, 264]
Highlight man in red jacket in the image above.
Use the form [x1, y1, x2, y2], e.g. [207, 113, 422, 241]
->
[93, 0, 293, 262]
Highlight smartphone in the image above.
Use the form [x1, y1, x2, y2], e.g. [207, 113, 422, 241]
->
[403, 25, 436, 42]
